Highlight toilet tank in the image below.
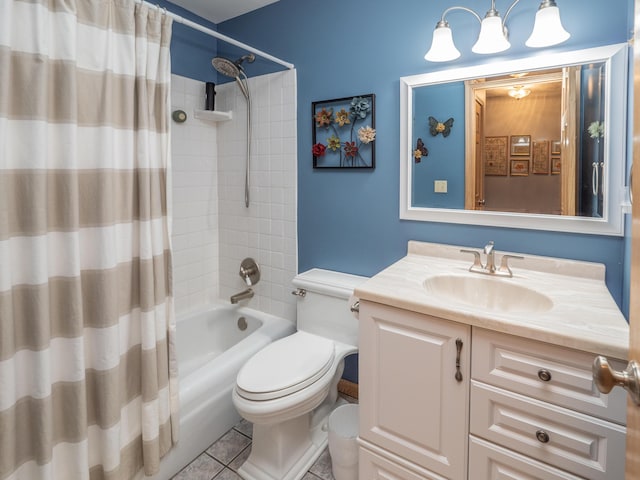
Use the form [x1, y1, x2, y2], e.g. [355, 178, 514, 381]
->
[292, 269, 369, 347]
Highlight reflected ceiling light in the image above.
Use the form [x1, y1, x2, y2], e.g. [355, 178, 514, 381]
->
[508, 85, 531, 99]
[424, 0, 570, 62]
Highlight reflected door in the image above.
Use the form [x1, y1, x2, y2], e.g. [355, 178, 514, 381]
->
[475, 100, 485, 210]
[578, 63, 606, 218]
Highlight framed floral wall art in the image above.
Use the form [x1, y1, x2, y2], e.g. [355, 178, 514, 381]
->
[312, 94, 376, 169]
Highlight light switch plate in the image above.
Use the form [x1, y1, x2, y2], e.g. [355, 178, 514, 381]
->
[434, 180, 447, 193]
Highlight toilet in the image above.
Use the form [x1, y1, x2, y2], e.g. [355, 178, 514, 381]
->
[232, 268, 367, 480]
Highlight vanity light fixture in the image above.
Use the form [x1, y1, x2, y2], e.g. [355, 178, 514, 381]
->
[508, 85, 531, 99]
[424, 0, 570, 62]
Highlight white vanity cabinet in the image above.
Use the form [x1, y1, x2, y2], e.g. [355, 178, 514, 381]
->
[354, 241, 630, 479]
[358, 301, 627, 480]
[358, 301, 471, 480]
[469, 328, 627, 480]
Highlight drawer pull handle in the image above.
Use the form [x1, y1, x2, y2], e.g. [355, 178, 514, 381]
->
[455, 338, 463, 382]
[537, 369, 552, 382]
[535, 430, 550, 443]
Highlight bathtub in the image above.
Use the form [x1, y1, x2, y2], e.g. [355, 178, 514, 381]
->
[151, 304, 295, 480]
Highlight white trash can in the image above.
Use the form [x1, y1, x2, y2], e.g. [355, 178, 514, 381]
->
[328, 404, 359, 480]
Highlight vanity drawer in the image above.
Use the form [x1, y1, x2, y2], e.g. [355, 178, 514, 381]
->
[470, 381, 626, 480]
[469, 435, 585, 480]
[471, 328, 627, 424]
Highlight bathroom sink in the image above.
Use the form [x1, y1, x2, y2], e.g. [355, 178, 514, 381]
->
[423, 274, 553, 313]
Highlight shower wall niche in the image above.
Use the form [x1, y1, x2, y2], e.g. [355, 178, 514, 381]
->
[170, 70, 298, 321]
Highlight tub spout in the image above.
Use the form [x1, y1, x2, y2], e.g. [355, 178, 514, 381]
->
[230, 288, 254, 304]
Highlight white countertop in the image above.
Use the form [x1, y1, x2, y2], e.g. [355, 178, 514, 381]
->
[354, 241, 629, 360]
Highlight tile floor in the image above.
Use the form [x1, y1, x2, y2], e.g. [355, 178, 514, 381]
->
[171, 418, 336, 480]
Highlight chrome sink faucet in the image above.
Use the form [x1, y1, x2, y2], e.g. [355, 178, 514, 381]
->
[460, 241, 523, 278]
[483, 241, 496, 273]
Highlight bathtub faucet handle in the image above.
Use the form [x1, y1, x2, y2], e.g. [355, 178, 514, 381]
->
[239, 257, 260, 286]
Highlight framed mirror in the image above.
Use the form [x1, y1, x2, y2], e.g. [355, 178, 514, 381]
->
[400, 43, 628, 235]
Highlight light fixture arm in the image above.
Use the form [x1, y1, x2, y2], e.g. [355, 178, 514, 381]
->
[502, 0, 523, 27]
[440, 0, 527, 32]
[438, 6, 482, 26]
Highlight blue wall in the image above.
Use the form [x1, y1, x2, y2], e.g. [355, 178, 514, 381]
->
[157, 0, 218, 83]
[412, 82, 465, 208]
[214, 0, 632, 312]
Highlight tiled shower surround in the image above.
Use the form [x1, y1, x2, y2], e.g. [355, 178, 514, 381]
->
[170, 70, 298, 321]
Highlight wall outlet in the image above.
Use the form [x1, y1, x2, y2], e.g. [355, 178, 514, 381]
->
[434, 180, 448, 193]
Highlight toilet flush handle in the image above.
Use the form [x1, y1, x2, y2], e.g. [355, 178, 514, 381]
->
[291, 288, 306, 297]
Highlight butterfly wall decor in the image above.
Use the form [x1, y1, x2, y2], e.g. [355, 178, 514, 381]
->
[428, 116, 454, 137]
[414, 138, 428, 163]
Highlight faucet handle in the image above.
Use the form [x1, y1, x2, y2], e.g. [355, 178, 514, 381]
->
[498, 254, 524, 277]
[484, 241, 495, 254]
[239, 257, 260, 286]
[460, 249, 483, 270]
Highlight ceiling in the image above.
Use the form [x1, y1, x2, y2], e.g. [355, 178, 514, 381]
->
[168, 0, 279, 24]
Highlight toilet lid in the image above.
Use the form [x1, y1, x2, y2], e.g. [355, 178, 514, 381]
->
[236, 331, 335, 401]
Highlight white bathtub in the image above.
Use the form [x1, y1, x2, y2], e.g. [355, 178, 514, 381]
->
[151, 304, 295, 479]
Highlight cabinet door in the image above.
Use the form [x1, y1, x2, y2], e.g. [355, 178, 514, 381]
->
[360, 445, 448, 480]
[359, 301, 471, 480]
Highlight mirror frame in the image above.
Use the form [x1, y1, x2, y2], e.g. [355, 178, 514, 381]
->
[400, 43, 628, 236]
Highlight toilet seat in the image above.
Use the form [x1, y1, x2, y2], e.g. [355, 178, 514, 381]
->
[236, 331, 336, 401]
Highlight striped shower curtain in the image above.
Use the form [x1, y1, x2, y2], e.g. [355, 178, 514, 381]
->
[0, 1, 179, 479]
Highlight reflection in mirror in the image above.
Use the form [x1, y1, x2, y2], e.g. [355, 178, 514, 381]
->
[400, 44, 627, 235]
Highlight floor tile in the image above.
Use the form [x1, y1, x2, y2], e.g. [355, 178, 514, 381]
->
[301, 473, 322, 480]
[172, 452, 224, 480]
[308, 447, 335, 480]
[213, 468, 242, 480]
[232, 418, 253, 438]
[228, 445, 251, 472]
[206, 429, 252, 465]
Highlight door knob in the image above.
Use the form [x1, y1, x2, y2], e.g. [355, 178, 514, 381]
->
[592, 356, 640, 405]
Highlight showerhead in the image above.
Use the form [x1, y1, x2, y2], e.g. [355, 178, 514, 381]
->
[211, 54, 255, 78]
[212, 57, 241, 78]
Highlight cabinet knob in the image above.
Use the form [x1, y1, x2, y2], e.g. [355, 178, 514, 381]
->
[535, 429, 550, 443]
[592, 356, 640, 405]
[537, 369, 552, 382]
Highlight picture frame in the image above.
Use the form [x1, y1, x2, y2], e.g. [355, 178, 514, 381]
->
[484, 136, 508, 176]
[532, 140, 550, 175]
[510, 159, 529, 176]
[312, 94, 376, 169]
[551, 140, 561, 155]
[510, 135, 531, 156]
[551, 157, 561, 174]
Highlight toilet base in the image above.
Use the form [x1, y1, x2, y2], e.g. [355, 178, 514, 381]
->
[237, 412, 329, 480]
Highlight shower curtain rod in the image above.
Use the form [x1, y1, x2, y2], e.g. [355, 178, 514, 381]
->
[136, 0, 295, 70]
